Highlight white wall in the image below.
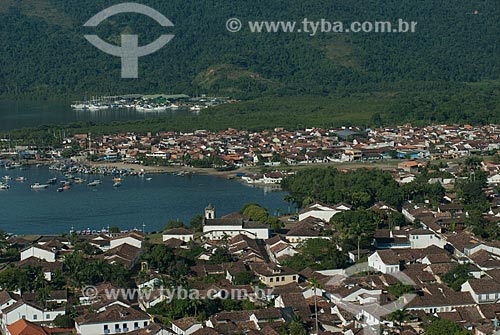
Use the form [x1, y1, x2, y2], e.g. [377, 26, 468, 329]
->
[2, 304, 64, 326]
[20, 247, 55, 262]
[163, 234, 193, 242]
[110, 237, 142, 249]
[409, 233, 444, 249]
[76, 319, 150, 335]
[368, 252, 399, 274]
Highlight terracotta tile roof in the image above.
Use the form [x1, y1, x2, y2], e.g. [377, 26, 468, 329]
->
[7, 319, 48, 335]
[75, 304, 149, 325]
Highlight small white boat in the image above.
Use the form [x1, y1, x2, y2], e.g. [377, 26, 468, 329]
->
[2, 176, 12, 181]
[47, 178, 57, 184]
[113, 182, 122, 187]
[146, 177, 153, 181]
[88, 180, 102, 187]
[15, 177, 27, 182]
[0, 183, 10, 190]
[31, 183, 49, 190]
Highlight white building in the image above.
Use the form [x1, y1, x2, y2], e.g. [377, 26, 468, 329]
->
[461, 279, 500, 304]
[368, 250, 400, 274]
[1, 301, 64, 331]
[488, 174, 500, 185]
[298, 202, 351, 222]
[110, 232, 144, 250]
[202, 205, 270, 240]
[163, 228, 194, 242]
[409, 229, 444, 249]
[20, 245, 56, 263]
[75, 304, 151, 335]
[171, 317, 202, 335]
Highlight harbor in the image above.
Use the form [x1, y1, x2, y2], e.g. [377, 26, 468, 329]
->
[0, 163, 287, 235]
[70, 94, 233, 112]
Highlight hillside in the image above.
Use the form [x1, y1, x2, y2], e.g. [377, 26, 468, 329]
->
[0, 0, 499, 126]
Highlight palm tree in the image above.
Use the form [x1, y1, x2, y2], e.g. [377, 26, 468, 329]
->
[36, 284, 52, 310]
[308, 278, 322, 334]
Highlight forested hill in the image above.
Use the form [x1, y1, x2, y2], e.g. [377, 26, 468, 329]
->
[0, 0, 499, 99]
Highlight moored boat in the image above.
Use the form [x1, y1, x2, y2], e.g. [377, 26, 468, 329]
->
[88, 180, 102, 187]
[47, 178, 57, 184]
[31, 183, 49, 190]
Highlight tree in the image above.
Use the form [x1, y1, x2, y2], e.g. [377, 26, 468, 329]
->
[282, 238, 347, 271]
[109, 226, 120, 234]
[387, 309, 411, 325]
[210, 247, 233, 264]
[53, 314, 75, 328]
[424, 318, 471, 335]
[309, 278, 321, 334]
[330, 210, 378, 260]
[189, 215, 204, 233]
[443, 264, 471, 292]
[164, 220, 186, 230]
[289, 316, 307, 335]
[234, 271, 254, 285]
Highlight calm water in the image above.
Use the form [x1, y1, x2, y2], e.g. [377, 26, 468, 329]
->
[0, 166, 287, 235]
[0, 100, 181, 130]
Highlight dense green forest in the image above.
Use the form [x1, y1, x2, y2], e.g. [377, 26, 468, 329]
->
[1, 0, 499, 128]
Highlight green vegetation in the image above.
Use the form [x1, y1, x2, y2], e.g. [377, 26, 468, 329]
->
[1, 1, 500, 129]
[282, 238, 347, 271]
[233, 270, 255, 285]
[148, 297, 258, 323]
[443, 264, 472, 292]
[1, 0, 499, 99]
[140, 243, 192, 279]
[424, 318, 471, 335]
[164, 220, 187, 231]
[330, 209, 378, 256]
[282, 167, 403, 208]
[386, 282, 415, 297]
[241, 203, 283, 231]
[63, 251, 130, 287]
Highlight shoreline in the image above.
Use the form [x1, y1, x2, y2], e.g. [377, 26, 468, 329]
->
[86, 161, 258, 179]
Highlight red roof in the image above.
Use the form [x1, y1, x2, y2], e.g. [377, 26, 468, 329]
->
[7, 319, 48, 335]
